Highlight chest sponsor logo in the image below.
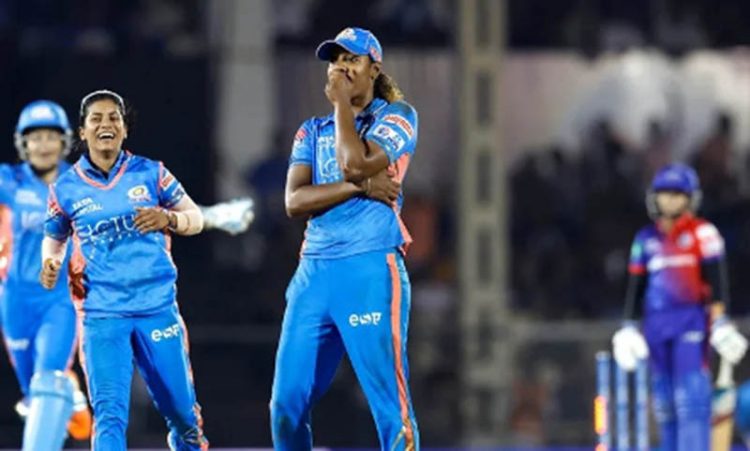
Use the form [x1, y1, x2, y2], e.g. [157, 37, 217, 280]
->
[647, 253, 697, 272]
[76, 213, 139, 244]
[72, 197, 104, 216]
[127, 185, 152, 203]
[14, 189, 43, 206]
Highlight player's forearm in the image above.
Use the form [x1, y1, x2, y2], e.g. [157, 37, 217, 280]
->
[41, 236, 68, 263]
[333, 105, 379, 182]
[285, 181, 363, 218]
[168, 195, 204, 235]
[623, 273, 647, 320]
[703, 257, 730, 317]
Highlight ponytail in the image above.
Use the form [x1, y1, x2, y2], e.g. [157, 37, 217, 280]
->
[374, 72, 404, 103]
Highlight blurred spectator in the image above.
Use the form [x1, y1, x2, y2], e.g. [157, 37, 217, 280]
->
[691, 112, 741, 214]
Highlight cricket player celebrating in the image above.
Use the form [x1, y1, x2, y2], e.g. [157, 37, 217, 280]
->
[1, 100, 92, 450]
[613, 163, 748, 450]
[271, 27, 419, 450]
[40, 90, 208, 450]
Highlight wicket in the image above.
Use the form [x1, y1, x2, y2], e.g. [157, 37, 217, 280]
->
[595, 351, 649, 450]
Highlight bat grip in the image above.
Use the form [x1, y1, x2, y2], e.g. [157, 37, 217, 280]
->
[716, 358, 734, 388]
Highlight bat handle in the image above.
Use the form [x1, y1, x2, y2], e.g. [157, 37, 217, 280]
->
[717, 358, 735, 388]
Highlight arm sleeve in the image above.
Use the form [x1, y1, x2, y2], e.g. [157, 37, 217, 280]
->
[623, 232, 648, 320]
[702, 257, 729, 308]
[289, 121, 313, 167]
[157, 163, 186, 209]
[364, 102, 418, 163]
[44, 185, 72, 240]
[623, 273, 648, 320]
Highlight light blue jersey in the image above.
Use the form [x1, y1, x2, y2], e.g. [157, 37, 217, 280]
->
[45, 150, 186, 318]
[0, 162, 70, 299]
[290, 97, 418, 258]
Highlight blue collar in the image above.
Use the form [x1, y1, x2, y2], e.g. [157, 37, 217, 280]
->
[77, 150, 129, 183]
[321, 97, 388, 125]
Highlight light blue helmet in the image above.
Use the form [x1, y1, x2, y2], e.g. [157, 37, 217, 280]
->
[14, 100, 73, 159]
[646, 163, 702, 217]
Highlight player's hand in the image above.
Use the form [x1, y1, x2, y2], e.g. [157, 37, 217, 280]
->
[711, 316, 748, 365]
[325, 68, 354, 106]
[363, 168, 400, 205]
[40, 258, 62, 289]
[612, 323, 649, 372]
[134, 207, 170, 233]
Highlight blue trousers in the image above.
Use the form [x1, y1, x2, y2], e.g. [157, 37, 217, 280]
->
[644, 306, 710, 451]
[80, 304, 207, 450]
[271, 250, 419, 451]
[1, 285, 77, 396]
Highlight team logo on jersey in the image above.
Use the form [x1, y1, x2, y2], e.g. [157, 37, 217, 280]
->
[382, 114, 413, 138]
[127, 185, 151, 203]
[677, 232, 694, 249]
[336, 28, 357, 41]
[373, 124, 405, 151]
[14, 189, 43, 206]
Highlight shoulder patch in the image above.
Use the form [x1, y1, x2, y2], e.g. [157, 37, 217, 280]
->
[382, 114, 414, 138]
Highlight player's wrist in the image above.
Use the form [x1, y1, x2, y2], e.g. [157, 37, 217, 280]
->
[166, 211, 178, 231]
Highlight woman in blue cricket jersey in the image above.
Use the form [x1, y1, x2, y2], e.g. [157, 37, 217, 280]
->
[40, 90, 208, 451]
[271, 27, 419, 451]
[0, 100, 92, 450]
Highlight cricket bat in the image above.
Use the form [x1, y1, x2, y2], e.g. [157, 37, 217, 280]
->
[712, 358, 736, 451]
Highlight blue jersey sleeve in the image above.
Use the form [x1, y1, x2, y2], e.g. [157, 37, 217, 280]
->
[0, 164, 17, 205]
[289, 120, 313, 167]
[365, 101, 418, 163]
[158, 163, 186, 209]
[44, 184, 72, 240]
[628, 232, 647, 275]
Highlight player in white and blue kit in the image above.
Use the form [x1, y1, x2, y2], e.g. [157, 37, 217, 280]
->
[1, 100, 92, 450]
[41, 90, 208, 451]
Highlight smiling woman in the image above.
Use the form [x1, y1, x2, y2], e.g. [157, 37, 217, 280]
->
[39, 89, 208, 450]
